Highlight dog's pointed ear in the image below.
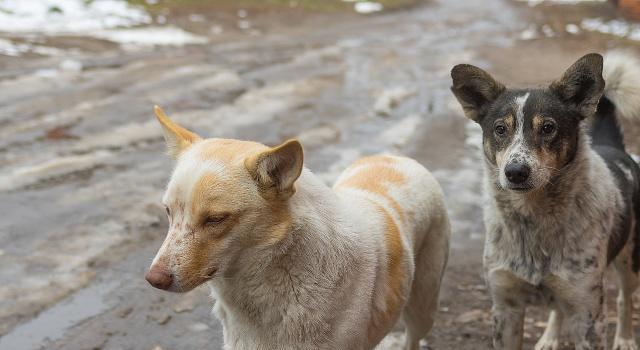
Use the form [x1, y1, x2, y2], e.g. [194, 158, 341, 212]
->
[245, 139, 304, 198]
[451, 64, 505, 123]
[154, 106, 201, 159]
[549, 53, 604, 118]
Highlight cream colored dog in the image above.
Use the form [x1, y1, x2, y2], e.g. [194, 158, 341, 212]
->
[145, 106, 451, 350]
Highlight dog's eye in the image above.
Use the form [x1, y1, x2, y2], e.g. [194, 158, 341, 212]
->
[205, 214, 229, 226]
[495, 124, 507, 136]
[541, 122, 555, 135]
[165, 206, 170, 217]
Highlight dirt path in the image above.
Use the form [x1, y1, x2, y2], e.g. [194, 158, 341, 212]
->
[1, 1, 640, 349]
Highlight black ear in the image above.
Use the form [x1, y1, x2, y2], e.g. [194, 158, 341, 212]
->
[451, 64, 506, 123]
[549, 53, 604, 118]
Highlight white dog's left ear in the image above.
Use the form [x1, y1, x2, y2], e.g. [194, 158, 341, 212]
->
[245, 139, 304, 198]
[154, 105, 201, 159]
[549, 53, 605, 118]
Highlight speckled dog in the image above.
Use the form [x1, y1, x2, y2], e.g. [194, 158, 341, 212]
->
[451, 51, 640, 350]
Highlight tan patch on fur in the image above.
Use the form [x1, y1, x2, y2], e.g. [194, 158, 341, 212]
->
[352, 155, 396, 166]
[532, 115, 544, 131]
[259, 201, 293, 245]
[367, 203, 405, 346]
[198, 138, 269, 164]
[504, 115, 514, 130]
[496, 148, 507, 168]
[336, 156, 406, 221]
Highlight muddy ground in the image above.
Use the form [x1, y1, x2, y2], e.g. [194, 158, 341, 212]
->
[2, 0, 640, 349]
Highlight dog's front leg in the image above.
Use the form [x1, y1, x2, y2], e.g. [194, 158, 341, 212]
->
[492, 300, 525, 350]
[488, 270, 526, 350]
[562, 284, 606, 350]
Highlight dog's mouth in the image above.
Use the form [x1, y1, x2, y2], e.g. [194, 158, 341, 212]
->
[508, 185, 534, 192]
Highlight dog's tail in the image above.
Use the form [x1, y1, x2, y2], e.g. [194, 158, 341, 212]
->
[591, 50, 640, 150]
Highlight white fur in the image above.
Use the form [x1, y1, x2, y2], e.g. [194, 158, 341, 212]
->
[152, 146, 450, 350]
[498, 93, 532, 188]
[603, 50, 640, 120]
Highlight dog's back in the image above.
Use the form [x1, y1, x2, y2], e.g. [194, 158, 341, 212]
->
[334, 155, 450, 349]
[590, 50, 640, 268]
[334, 155, 449, 248]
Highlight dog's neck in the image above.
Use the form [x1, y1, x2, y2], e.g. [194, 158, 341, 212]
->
[486, 128, 592, 219]
[209, 169, 355, 315]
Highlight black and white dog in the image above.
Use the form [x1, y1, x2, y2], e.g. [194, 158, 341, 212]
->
[451, 51, 640, 350]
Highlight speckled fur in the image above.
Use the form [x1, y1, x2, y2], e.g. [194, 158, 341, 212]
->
[451, 52, 640, 350]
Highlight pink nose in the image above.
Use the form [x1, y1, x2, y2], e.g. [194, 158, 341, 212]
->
[145, 265, 173, 290]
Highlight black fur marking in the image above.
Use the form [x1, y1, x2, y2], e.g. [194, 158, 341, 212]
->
[584, 256, 598, 269]
[451, 64, 506, 122]
[591, 96, 625, 150]
[592, 94, 640, 271]
[549, 53, 605, 118]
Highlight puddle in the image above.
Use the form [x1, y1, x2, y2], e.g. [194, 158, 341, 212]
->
[0, 280, 119, 350]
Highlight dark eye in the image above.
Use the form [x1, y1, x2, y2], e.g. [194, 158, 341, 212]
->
[541, 122, 555, 135]
[205, 214, 229, 226]
[495, 124, 507, 136]
[165, 206, 170, 217]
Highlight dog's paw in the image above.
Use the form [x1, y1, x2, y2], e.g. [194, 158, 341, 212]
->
[613, 338, 639, 350]
[534, 338, 559, 350]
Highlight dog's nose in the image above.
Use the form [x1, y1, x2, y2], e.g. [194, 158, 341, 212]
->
[145, 265, 173, 290]
[505, 163, 531, 184]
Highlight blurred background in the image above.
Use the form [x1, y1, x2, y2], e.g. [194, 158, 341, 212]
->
[1, 0, 640, 349]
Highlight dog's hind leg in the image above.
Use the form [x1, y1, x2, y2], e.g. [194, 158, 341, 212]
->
[613, 240, 639, 350]
[535, 309, 563, 350]
[402, 218, 450, 350]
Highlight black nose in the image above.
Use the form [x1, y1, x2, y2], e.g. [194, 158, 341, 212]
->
[505, 163, 530, 184]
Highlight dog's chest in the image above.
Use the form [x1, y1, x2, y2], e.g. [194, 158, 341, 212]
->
[485, 208, 609, 285]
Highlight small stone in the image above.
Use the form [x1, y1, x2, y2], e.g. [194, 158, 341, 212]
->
[117, 306, 133, 318]
[152, 313, 171, 325]
[455, 309, 486, 324]
[189, 322, 210, 332]
[59, 59, 83, 72]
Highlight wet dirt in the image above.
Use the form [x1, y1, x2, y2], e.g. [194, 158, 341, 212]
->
[1, 0, 640, 349]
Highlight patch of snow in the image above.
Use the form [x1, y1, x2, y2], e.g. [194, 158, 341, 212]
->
[297, 126, 340, 147]
[0, 0, 151, 33]
[238, 20, 252, 30]
[89, 26, 208, 46]
[373, 87, 417, 116]
[566, 23, 580, 34]
[0, 151, 113, 191]
[581, 18, 633, 38]
[520, 25, 538, 40]
[188, 14, 205, 22]
[0, 38, 29, 56]
[0, 38, 64, 57]
[59, 59, 83, 72]
[378, 114, 423, 148]
[354, 2, 383, 14]
[541, 24, 555, 37]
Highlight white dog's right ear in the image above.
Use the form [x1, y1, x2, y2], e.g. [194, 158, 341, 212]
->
[245, 139, 304, 199]
[154, 106, 201, 159]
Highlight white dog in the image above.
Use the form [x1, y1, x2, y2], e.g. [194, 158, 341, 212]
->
[145, 106, 451, 350]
